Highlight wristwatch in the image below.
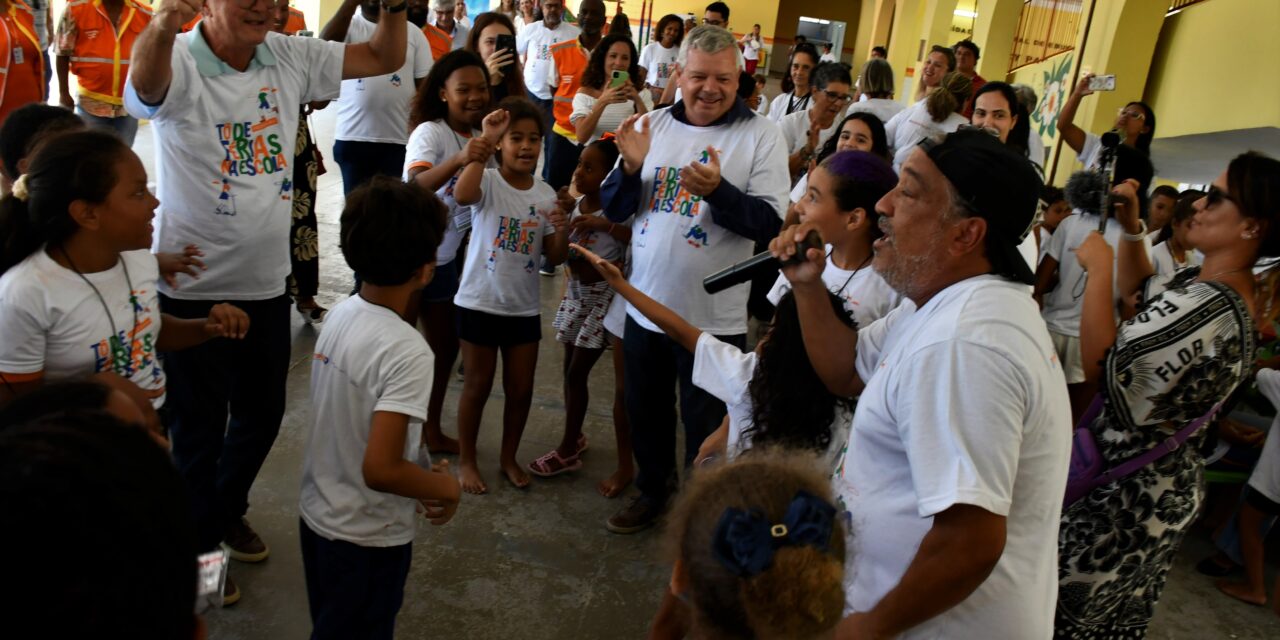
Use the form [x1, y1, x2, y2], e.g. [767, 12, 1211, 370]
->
[383, 0, 408, 12]
[1121, 220, 1147, 242]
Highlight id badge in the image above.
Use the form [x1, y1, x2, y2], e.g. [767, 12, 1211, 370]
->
[453, 207, 472, 234]
[195, 549, 229, 613]
[12, 47, 23, 65]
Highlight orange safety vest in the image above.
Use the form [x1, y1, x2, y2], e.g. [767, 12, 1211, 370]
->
[0, 0, 43, 111]
[63, 0, 152, 106]
[549, 38, 588, 138]
[422, 23, 451, 62]
[284, 6, 305, 35]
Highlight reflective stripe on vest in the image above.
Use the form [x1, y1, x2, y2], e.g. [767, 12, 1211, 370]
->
[67, 0, 147, 104]
[0, 2, 44, 104]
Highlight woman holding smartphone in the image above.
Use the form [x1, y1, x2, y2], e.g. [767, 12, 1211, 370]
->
[466, 12, 525, 103]
[1058, 72, 1156, 169]
[570, 33, 651, 145]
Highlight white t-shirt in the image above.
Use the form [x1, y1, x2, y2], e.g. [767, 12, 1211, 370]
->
[403, 120, 487, 266]
[1041, 212, 1150, 337]
[1077, 131, 1103, 169]
[570, 90, 653, 144]
[0, 249, 166, 406]
[335, 14, 433, 145]
[1249, 368, 1280, 504]
[691, 333, 849, 471]
[777, 108, 841, 156]
[767, 91, 812, 123]
[568, 199, 625, 263]
[638, 42, 678, 89]
[742, 37, 761, 62]
[1149, 241, 1202, 277]
[766, 251, 901, 329]
[624, 109, 790, 335]
[299, 296, 433, 547]
[517, 20, 579, 99]
[884, 100, 969, 171]
[1027, 127, 1047, 170]
[837, 275, 1070, 638]
[846, 97, 906, 127]
[124, 31, 345, 300]
[454, 169, 559, 317]
[820, 52, 837, 63]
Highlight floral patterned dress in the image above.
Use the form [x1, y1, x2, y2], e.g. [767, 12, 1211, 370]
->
[1056, 268, 1256, 638]
[286, 108, 321, 300]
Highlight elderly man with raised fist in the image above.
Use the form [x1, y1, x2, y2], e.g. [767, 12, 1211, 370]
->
[124, 0, 407, 606]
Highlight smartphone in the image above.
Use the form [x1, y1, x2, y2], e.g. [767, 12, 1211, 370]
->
[610, 69, 630, 89]
[1087, 74, 1116, 92]
[495, 33, 518, 75]
[296, 30, 314, 38]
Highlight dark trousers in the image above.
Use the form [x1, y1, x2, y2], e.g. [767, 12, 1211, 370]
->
[332, 140, 407, 196]
[545, 131, 582, 191]
[623, 316, 746, 502]
[529, 94, 555, 182]
[161, 294, 292, 552]
[301, 520, 411, 640]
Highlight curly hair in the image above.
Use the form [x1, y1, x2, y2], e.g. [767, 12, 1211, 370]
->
[408, 49, 490, 129]
[580, 33, 643, 91]
[746, 290, 856, 453]
[652, 13, 684, 47]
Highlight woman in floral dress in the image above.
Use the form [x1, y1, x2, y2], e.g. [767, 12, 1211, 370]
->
[287, 106, 325, 322]
[1057, 152, 1280, 638]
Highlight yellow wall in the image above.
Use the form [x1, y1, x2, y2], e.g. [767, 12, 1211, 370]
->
[1145, 0, 1280, 139]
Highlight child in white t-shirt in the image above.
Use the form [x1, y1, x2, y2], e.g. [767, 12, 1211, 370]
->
[770, 151, 901, 330]
[528, 139, 630, 479]
[453, 97, 571, 494]
[0, 130, 249, 435]
[403, 50, 496, 456]
[573, 243, 855, 471]
[1150, 190, 1203, 277]
[299, 177, 461, 638]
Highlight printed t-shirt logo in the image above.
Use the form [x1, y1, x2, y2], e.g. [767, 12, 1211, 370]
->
[89, 287, 159, 384]
[644, 148, 720, 249]
[487, 204, 546, 273]
[213, 87, 290, 216]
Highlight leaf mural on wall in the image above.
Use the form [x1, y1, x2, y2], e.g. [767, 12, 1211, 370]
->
[1031, 52, 1073, 138]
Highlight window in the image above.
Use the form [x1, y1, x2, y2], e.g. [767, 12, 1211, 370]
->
[1009, 0, 1084, 71]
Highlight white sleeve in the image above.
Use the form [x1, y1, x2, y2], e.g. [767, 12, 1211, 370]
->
[516, 25, 531, 55]
[295, 37, 346, 103]
[0, 290, 49, 376]
[745, 123, 792, 220]
[765, 274, 790, 307]
[373, 345, 433, 421]
[638, 44, 652, 72]
[570, 92, 593, 125]
[883, 108, 906, 154]
[691, 333, 754, 406]
[1044, 216, 1070, 262]
[545, 51, 558, 91]
[640, 89, 654, 111]
[412, 28, 434, 78]
[898, 342, 1027, 518]
[1078, 132, 1101, 168]
[767, 93, 787, 123]
[403, 123, 446, 178]
[854, 304, 905, 382]
[125, 39, 199, 120]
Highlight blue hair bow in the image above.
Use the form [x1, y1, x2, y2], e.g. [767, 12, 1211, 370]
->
[711, 490, 837, 578]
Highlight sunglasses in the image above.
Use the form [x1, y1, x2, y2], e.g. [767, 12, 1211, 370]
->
[1205, 185, 1237, 208]
[1117, 108, 1146, 121]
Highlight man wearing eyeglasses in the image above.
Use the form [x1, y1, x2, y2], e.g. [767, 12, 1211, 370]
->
[702, 1, 728, 29]
[779, 62, 853, 181]
[125, 0, 407, 606]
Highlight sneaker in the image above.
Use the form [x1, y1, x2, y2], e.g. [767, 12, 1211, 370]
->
[539, 266, 556, 277]
[223, 575, 241, 607]
[223, 517, 270, 563]
[606, 494, 664, 534]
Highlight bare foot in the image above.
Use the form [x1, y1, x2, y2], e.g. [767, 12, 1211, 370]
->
[424, 430, 461, 455]
[500, 461, 531, 489]
[1217, 579, 1267, 606]
[460, 462, 488, 495]
[597, 468, 634, 498]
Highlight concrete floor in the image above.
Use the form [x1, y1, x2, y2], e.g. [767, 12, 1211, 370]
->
[130, 107, 1280, 639]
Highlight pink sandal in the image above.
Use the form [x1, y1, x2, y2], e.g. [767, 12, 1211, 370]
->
[576, 434, 588, 455]
[528, 449, 583, 477]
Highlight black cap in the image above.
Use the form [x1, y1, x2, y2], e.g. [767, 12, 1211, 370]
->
[923, 128, 1042, 285]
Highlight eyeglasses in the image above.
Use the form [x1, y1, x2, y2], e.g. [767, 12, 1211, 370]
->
[1117, 108, 1146, 121]
[237, 0, 287, 9]
[703, 18, 725, 26]
[1205, 185, 1236, 208]
[821, 90, 853, 105]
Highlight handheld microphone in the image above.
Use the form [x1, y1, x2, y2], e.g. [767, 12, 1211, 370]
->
[703, 230, 823, 294]
[1096, 130, 1123, 233]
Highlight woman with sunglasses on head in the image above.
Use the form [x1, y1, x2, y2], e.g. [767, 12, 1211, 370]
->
[1056, 152, 1280, 638]
[1058, 72, 1156, 169]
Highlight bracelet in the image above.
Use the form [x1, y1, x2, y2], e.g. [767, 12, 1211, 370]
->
[1121, 221, 1147, 242]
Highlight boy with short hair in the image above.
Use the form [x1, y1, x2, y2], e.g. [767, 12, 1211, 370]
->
[299, 176, 461, 638]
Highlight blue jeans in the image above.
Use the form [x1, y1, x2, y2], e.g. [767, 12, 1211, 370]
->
[332, 140, 406, 196]
[161, 294, 292, 552]
[301, 520, 411, 640]
[528, 93, 555, 182]
[77, 107, 140, 148]
[623, 315, 745, 502]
